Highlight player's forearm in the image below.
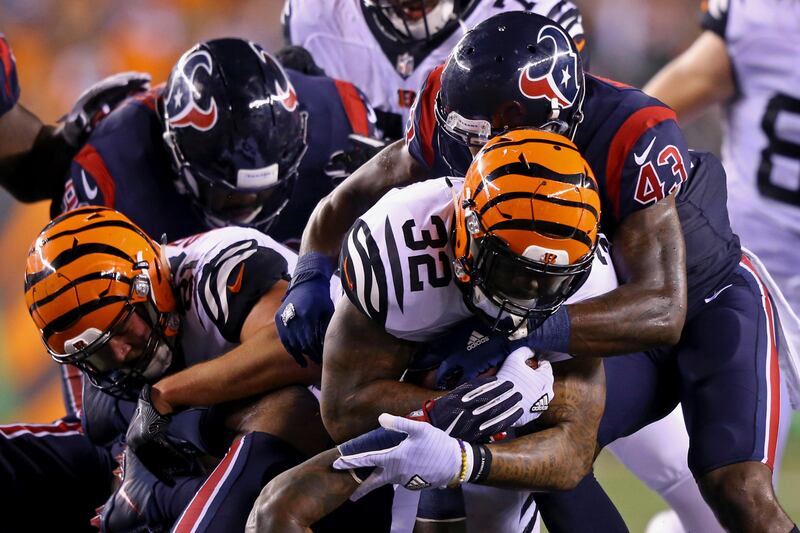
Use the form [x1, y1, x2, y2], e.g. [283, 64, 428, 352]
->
[567, 197, 687, 356]
[322, 378, 442, 443]
[644, 31, 734, 122]
[0, 106, 72, 202]
[299, 139, 426, 257]
[484, 358, 604, 491]
[248, 449, 355, 532]
[153, 327, 320, 413]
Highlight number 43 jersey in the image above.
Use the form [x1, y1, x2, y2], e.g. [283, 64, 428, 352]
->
[703, 0, 800, 212]
[339, 177, 618, 343]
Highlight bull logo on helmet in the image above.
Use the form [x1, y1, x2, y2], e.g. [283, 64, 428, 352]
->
[518, 25, 580, 110]
[248, 41, 299, 113]
[165, 49, 218, 131]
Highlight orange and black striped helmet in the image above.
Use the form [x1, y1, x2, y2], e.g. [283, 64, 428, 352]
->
[24, 207, 178, 398]
[453, 128, 600, 332]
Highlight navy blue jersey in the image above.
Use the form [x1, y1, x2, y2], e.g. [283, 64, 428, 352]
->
[0, 34, 20, 115]
[406, 69, 741, 313]
[59, 70, 376, 245]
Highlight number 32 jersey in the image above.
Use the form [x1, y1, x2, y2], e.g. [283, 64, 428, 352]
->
[339, 177, 618, 343]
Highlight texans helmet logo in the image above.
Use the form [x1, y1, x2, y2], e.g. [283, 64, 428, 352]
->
[165, 49, 218, 131]
[518, 25, 580, 110]
[248, 41, 298, 113]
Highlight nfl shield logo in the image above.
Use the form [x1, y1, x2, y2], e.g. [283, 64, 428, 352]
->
[396, 53, 415, 77]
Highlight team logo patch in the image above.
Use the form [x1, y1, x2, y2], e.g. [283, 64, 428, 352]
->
[518, 25, 581, 110]
[396, 52, 415, 78]
[165, 49, 218, 131]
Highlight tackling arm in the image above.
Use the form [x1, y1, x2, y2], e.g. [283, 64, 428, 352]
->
[150, 280, 320, 414]
[643, 31, 734, 122]
[483, 356, 604, 490]
[320, 297, 438, 443]
[299, 139, 428, 257]
[564, 195, 688, 356]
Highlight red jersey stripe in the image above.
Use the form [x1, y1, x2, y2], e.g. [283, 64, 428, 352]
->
[74, 144, 117, 208]
[418, 65, 444, 168]
[605, 106, 677, 218]
[333, 80, 370, 137]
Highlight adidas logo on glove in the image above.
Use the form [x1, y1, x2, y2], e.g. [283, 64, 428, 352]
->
[530, 393, 550, 413]
[404, 474, 431, 490]
[467, 331, 490, 351]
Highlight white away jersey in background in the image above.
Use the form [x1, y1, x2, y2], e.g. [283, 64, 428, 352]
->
[283, 0, 586, 127]
[340, 177, 617, 344]
[702, 0, 800, 305]
[166, 227, 297, 366]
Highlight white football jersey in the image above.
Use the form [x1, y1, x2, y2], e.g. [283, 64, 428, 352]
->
[166, 227, 298, 367]
[283, 0, 586, 126]
[702, 0, 800, 305]
[340, 177, 617, 347]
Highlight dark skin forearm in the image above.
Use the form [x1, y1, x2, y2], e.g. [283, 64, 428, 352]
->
[300, 139, 428, 257]
[247, 449, 354, 533]
[566, 195, 687, 356]
[484, 356, 605, 491]
[0, 105, 73, 202]
[321, 298, 441, 443]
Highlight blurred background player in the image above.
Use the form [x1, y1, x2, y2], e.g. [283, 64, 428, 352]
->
[645, 0, 800, 315]
[282, 0, 588, 140]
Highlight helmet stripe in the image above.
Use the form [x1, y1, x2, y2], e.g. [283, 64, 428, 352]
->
[28, 271, 133, 314]
[25, 243, 135, 290]
[478, 191, 599, 222]
[41, 295, 129, 344]
[481, 136, 578, 156]
[486, 219, 594, 249]
[41, 207, 111, 233]
[474, 162, 595, 197]
[46, 219, 155, 246]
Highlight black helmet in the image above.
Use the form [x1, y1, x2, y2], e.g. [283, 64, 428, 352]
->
[162, 38, 307, 232]
[436, 12, 585, 154]
[362, 0, 472, 42]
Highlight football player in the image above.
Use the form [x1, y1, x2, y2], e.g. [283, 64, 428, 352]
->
[58, 37, 378, 249]
[0, 33, 150, 204]
[278, 12, 797, 533]
[282, 0, 588, 139]
[22, 207, 335, 532]
[250, 128, 611, 531]
[644, 0, 800, 345]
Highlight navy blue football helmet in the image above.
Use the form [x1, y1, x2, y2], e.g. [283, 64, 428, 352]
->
[362, 0, 473, 42]
[436, 12, 585, 156]
[162, 38, 307, 232]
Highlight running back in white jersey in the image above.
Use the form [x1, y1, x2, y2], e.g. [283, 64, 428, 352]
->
[283, 0, 587, 132]
[703, 0, 800, 218]
[339, 177, 617, 347]
[166, 227, 297, 367]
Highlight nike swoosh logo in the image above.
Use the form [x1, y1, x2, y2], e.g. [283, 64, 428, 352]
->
[227, 263, 245, 293]
[445, 411, 464, 435]
[633, 137, 657, 166]
[81, 170, 99, 200]
[705, 284, 732, 304]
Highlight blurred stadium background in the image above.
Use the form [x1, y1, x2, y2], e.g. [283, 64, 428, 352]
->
[0, 0, 796, 529]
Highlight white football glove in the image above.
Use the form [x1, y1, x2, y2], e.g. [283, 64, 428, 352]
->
[495, 346, 555, 427]
[333, 413, 466, 501]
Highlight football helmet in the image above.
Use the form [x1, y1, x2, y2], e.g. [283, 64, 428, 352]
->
[363, 0, 470, 42]
[25, 207, 179, 399]
[436, 12, 585, 173]
[162, 38, 307, 232]
[453, 128, 600, 333]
